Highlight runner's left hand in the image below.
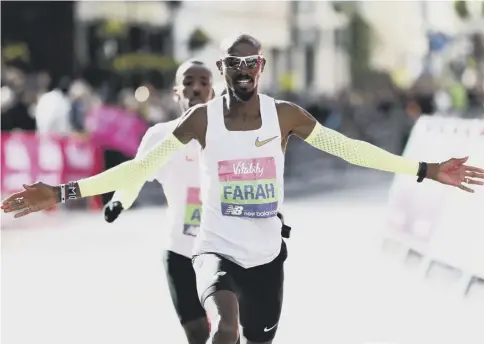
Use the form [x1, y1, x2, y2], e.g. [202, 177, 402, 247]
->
[431, 157, 484, 192]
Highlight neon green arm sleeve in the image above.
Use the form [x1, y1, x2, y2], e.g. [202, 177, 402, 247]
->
[78, 133, 184, 197]
[110, 123, 175, 209]
[305, 122, 419, 175]
[111, 183, 145, 210]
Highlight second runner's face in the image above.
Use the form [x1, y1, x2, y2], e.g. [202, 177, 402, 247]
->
[175, 65, 213, 111]
[217, 42, 265, 102]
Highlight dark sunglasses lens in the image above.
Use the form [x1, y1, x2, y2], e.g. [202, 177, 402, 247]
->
[245, 57, 259, 69]
[224, 57, 241, 68]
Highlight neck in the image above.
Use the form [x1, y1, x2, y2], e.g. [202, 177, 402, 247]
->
[226, 91, 259, 114]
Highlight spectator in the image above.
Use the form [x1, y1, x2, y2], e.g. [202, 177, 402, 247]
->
[1, 67, 36, 131]
[69, 79, 100, 133]
[34, 76, 73, 135]
[1, 88, 37, 131]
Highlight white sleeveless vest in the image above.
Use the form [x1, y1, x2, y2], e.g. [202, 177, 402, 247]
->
[193, 94, 285, 268]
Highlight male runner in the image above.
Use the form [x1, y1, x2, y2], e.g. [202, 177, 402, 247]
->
[103, 59, 289, 344]
[104, 59, 213, 344]
[3, 34, 484, 344]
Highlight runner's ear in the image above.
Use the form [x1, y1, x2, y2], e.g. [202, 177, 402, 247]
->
[260, 57, 266, 73]
[216, 60, 223, 74]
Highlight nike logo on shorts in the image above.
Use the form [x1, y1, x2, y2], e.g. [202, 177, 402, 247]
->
[255, 136, 278, 148]
[263, 323, 278, 332]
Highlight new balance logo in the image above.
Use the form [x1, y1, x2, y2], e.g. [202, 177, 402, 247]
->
[255, 136, 278, 147]
[225, 205, 243, 216]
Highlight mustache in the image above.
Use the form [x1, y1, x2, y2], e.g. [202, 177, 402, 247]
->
[234, 74, 253, 82]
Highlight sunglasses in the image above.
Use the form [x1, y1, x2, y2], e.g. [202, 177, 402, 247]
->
[221, 55, 263, 69]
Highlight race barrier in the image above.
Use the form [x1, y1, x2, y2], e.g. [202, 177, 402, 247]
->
[1, 132, 104, 213]
[85, 105, 148, 158]
[383, 115, 484, 295]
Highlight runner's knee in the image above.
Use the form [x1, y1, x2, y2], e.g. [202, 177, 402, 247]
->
[183, 318, 210, 344]
[186, 326, 210, 344]
[214, 319, 239, 344]
[204, 291, 239, 343]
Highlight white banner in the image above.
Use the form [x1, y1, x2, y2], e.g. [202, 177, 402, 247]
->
[385, 115, 484, 278]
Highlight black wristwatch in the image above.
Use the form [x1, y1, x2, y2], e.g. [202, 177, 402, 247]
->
[417, 162, 428, 183]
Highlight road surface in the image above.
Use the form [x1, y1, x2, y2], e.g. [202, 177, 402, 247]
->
[2, 188, 483, 344]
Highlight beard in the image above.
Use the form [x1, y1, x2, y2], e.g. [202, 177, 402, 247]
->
[228, 86, 255, 102]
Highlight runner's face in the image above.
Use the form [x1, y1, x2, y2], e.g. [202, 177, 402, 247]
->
[218, 42, 265, 102]
[175, 65, 213, 111]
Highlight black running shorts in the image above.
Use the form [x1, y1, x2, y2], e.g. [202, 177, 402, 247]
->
[163, 250, 207, 324]
[192, 240, 287, 342]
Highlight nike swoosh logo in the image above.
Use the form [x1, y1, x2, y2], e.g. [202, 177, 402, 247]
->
[263, 323, 278, 332]
[185, 156, 194, 162]
[255, 136, 278, 147]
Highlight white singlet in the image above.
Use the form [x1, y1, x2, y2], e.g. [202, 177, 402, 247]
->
[136, 120, 202, 258]
[194, 94, 285, 268]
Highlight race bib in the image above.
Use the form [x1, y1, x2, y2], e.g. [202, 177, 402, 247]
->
[183, 187, 202, 237]
[218, 157, 278, 218]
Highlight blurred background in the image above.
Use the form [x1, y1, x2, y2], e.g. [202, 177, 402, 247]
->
[2, 0, 484, 203]
[1, 1, 484, 344]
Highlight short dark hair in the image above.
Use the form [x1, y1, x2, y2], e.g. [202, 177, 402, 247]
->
[220, 34, 262, 55]
[57, 76, 71, 94]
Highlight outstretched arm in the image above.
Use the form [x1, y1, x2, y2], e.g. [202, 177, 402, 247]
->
[277, 101, 484, 191]
[110, 122, 177, 210]
[1, 106, 207, 218]
[278, 101, 421, 175]
[75, 105, 205, 199]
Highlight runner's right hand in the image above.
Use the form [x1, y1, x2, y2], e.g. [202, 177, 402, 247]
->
[1, 182, 58, 218]
[104, 201, 124, 223]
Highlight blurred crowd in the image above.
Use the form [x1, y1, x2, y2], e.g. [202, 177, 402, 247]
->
[2, 47, 484, 203]
[2, 0, 484, 209]
[1, 65, 180, 135]
[2, 60, 484, 158]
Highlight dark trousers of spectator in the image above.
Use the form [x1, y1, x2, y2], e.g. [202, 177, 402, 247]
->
[101, 149, 131, 206]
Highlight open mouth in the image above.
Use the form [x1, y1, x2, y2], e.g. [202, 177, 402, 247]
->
[234, 74, 254, 87]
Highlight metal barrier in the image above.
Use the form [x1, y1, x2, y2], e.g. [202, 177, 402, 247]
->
[383, 115, 484, 295]
[1, 132, 104, 212]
